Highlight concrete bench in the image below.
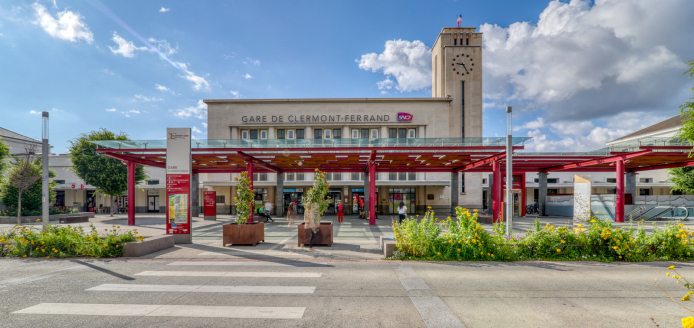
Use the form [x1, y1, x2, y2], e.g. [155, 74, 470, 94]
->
[59, 216, 89, 224]
[123, 235, 175, 257]
[379, 236, 397, 258]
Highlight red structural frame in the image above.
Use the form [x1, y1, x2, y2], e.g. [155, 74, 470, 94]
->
[98, 144, 694, 225]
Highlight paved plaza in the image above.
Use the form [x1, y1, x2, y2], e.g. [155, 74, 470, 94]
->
[1, 213, 693, 327]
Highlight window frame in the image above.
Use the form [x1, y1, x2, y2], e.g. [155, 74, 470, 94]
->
[287, 129, 295, 139]
[370, 129, 379, 139]
[250, 129, 258, 140]
[260, 130, 268, 140]
[296, 129, 305, 139]
[333, 129, 341, 139]
[241, 130, 249, 139]
[324, 129, 332, 139]
[277, 129, 286, 139]
[407, 128, 416, 138]
[352, 129, 359, 139]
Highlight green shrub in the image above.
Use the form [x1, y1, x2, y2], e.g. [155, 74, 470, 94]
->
[2, 207, 78, 217]
[0, 224, 141, 258]
[392, 207, 694, 262]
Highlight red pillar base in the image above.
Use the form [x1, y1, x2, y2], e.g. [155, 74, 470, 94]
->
[127, 161, 135, 226]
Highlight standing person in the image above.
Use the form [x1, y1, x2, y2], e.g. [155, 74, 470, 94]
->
[264, 201, 274, 223]
[287, 200, 297, 228]
[337, 200, 344, 224]
[398, 201, 407, 224]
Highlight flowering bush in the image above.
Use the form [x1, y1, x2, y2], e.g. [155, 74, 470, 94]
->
[233, 171, 254, 225]
[2, 207, 78, 217]
[655, 266, 694, 328]
[0, 224, 141, 258]
[391, 207, 694, 262]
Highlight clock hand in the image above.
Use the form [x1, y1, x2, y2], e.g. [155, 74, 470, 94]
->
[456, 62, 468, 72]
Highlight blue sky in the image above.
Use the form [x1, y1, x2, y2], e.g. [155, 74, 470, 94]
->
[1, 0, 692, 153]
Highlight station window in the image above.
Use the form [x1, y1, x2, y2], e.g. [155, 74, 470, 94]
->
[482, 178, 487, 184]
[285, 172, 295, 181]
[547, 178, 558, 183]
[333, 129, 341, 139]
[454, 39, 457, 45]
[640, 178, 653, 183]
[361, 128, 369, 138]
[606, 178, 616, 183]
[250, 129, 258, 139]
[296, 129, 304, 139]
[606, 188, 616, 194]
[296, 173, 305, 181]
[215, 195, 225, 204]
[461, 174, 465, 193]
[370, 129, 379, 139]
[253, 173, 268, 181]
[639, 188, 651, 195]
[277, 129, 285, 139]
[389, 128, 397, 139]
[398, 172, 407, 181]
[352, 129, 359, 139]
[241, 130, 249, 139]
[260, 130, 267, 139]
[314, 129, 323, 139]
[146, 180, 159, 185]
[408, 129, 416, 138]
[398, 128, 406, 138]
[324, 129, 332, 139]
[408, 172, 416, 181]
[53, 180, 65, 185]
[287, 130, 295, 139]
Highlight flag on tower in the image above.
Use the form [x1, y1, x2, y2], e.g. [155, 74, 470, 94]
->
[457, 14, 462, 27]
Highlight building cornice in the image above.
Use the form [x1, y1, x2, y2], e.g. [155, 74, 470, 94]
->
[204, 98, 452, 104]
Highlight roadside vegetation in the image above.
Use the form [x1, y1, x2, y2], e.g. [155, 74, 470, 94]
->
[392, 207, 694, 262]
[0, 224, 143, 258]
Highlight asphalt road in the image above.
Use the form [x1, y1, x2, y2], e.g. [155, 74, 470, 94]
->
[1, 258, 692, 328]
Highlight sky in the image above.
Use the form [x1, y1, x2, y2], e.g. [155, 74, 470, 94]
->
[0, 0, 692, 154]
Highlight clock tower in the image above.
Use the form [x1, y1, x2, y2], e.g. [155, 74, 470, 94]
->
[431, 27, 484, 210]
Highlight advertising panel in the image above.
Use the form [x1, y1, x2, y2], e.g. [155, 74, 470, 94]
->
[166, 128, 192, 242]
[204, 190, 216, 220]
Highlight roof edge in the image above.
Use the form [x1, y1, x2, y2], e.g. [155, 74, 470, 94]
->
[204, 97, 453, 104]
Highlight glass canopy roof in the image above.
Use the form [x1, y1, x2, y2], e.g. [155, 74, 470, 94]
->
[90, 137, 532, 150]
[609, 137, 692, 152]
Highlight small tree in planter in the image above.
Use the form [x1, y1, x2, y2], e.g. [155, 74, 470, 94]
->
[234, 171, 254, 225]
[223, 171, 264, 246]
[303, 169, 330, 229]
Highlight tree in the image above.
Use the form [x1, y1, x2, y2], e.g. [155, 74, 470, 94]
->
[0, 158, 56, 213]
[69, 129, 146, 217]
[671, 60, 694, 193]
[0, 137, 9, 177]
[6, 146, 40, 224]
[233, 171, 253, 225]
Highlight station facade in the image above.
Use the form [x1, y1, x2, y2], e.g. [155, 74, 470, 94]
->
[203, 27, 484, 215]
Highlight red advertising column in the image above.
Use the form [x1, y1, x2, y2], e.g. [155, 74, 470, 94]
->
[616, 160, 625, 223]
[492, 160, 501, 223]
[368, 161, 376, 226]
[166, 128, 192, 244]
[246, 161, 254, 223]
[204, 190, 217, 221]
[127, 161, 136, 226]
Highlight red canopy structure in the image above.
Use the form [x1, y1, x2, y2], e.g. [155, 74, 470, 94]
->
[92, 137, 694, 225]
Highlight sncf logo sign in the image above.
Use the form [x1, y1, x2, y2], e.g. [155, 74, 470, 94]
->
[397, 112, 413, 121]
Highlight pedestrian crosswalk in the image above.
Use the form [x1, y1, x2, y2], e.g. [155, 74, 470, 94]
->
[12, 261, 323, 321]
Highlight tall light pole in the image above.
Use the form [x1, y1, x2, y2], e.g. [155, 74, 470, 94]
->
[505, 106, 513, 236]
[41, 111, 49, 230]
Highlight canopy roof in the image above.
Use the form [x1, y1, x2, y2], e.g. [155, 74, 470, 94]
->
[92, 137, 694, 174]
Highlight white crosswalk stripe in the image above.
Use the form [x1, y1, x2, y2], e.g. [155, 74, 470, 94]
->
[14, 303, 306, 319]
[87, 283, 316, 293]
[168, 261, 327, 267]
[135, 270, 322, 277]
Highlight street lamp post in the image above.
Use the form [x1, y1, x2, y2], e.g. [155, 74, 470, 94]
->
[41, 111, 49, 230]
[505, 106, 513, 236]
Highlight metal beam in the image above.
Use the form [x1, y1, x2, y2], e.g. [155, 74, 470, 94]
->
[237, 151, 282, 173]
[454, 152, 506, 172]
[630, 160, 694, 172]
[540, 150, 652, 172]
[104, 153, 167, 168]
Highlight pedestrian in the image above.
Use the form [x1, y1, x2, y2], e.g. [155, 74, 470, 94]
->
[287, 201, 297, 228]
[398, 201, 407, 224]
[337, 200, 344, 224]
[264, 201, 274, 223]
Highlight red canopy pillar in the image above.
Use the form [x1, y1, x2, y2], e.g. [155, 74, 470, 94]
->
[246, 161, 254, 222]
[616, 159, 625, 222]
[127, 161, 136, 226]
[368, 161, 376, 226]
[492, 160, 502, 223]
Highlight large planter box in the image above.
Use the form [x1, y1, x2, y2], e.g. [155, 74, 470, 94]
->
[0, 212, 95, 225]
[222, 222, 264, 246]
[298, 222, 333, 247]
[123, 235, 175, 257]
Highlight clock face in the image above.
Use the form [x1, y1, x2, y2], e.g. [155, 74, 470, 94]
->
[451, 54, 473, 75]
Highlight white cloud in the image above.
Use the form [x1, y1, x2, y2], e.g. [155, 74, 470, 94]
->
[192, 126, 203, 134]
[159, 7, 170, 13]
[175, 62, 210, 91]
[229, 90, 241, 98]
[105, 108, 117, 112]
[102, 69, 116, 75]
[201, 122, 208, 129]
[513, 117, 545, 131]
[133, 94, 162, 102]
[32, 3, 93, 43]
[128, 110, 140, 114]
[50, 108, 64, 113]
[243, 73, 253, 79]
[480, 0, 693, 121]
[171, 99, 207, 119]
[155, 84, 175, 95]
[243, 57, 260, 65]
[29, 110, 40, 115]
[147, 37, 177, 56]
[549, 120, 594, 136]
[358, 39, 431, 92]
[108, 32, 146, 58]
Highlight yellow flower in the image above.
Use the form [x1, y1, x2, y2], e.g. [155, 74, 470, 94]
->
[684, 295, 693, 302]
[683, 317, 694, 328]
[557, 249, 561, 253]
[491, 254, 494, 257]
[560, 240, 565, 244]
[590, 220, 596, 223]
[662, 242, 667, 245]
[36, 219, 40, 222]
[46, 256, 49, 259]
[666, 273, 671, 276]
[23, 255, 27, 257]
[437, 252, 441, 256]
[669, 265, 677, 270]
[577, 224, 583, 228]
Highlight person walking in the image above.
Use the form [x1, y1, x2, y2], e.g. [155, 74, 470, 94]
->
[264, 201, 274, 223]
[398, 201, 407, 224]
[337, 200, 344, 224]
[287, 200, 297, 228]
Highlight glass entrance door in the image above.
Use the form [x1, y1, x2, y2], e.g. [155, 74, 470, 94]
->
[148, 196, 159, 212]
[390, 188, 416, 214]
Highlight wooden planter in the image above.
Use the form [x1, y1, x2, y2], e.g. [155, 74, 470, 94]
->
[298, 222, 333, 247]
[223, 222, 264, 246]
